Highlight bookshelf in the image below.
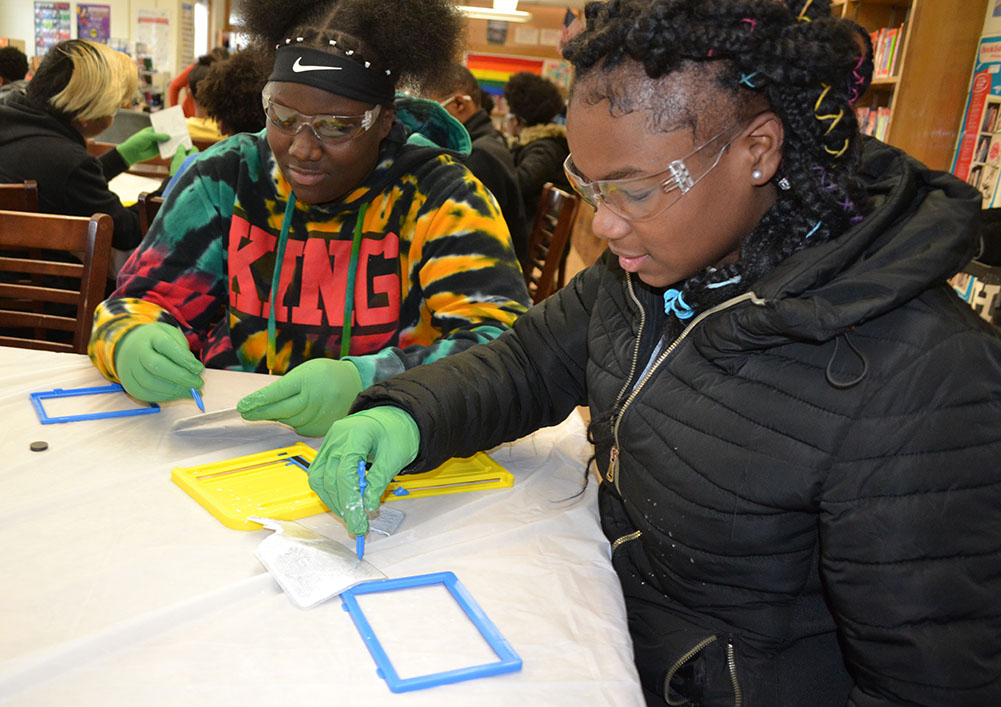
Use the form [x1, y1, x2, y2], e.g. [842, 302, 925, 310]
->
[964, 96, 1001, 202]
[832, 0, 988, 171]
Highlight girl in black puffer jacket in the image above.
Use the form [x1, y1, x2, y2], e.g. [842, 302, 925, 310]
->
[306, 2, 1001, 705]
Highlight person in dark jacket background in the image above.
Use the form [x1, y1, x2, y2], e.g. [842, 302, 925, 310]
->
[430, 63, 529, 266]
[304, 1, 1001, 705]
[0, 45, 29, 104]
[503, 71, 571, 224]
[0, 39, 188, 251]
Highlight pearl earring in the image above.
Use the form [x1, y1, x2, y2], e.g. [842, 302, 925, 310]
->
[751, 169, 763, 182]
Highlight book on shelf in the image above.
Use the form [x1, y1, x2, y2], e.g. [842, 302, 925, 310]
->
[856, 106, 892, 142]
[983, 103, 1000, 134]
[870, 26, 904, 79]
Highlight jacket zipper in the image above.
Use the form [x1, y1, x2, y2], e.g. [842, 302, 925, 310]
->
[663, 635, 718, 706]
[610, 285, 766, 495]
[661, 635, 743, 707]
[605, 276, 647, 486]
[727, 640, 743, 707]
[610, 529, 641, 554]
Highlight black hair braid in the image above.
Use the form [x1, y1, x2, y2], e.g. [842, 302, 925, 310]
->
[571, 0, 873, 455]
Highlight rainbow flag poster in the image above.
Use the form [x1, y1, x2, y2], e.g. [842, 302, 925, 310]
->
[466, 52, 545, 96]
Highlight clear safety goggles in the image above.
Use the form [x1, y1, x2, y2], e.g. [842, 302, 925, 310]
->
[438, 94, 471, 109]
[563, 121, 742, 222]
[262, 93, 381, 141]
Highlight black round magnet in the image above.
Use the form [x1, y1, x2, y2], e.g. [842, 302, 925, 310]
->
[30, 441, 48, 452]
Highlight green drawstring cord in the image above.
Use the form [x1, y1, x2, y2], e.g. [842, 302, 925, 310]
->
[266, 195, 368, 373]
[267, 193, 297, 374]
[341, 202, 367, 358]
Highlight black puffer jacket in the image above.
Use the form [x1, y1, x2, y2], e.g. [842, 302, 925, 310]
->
[355, 138, 1001, 706]
[511, 122, 571, 221]
[0, 92, 143, 250]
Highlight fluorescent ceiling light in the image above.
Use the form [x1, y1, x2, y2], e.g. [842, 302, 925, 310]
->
[457, 5, 534, 23]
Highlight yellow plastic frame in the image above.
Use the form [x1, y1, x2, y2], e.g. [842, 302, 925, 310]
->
[171, 444, 513, 530]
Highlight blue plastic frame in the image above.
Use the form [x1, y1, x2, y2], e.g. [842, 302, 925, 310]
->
[30, 383, 161, 424]
[340, 571, 522, 693]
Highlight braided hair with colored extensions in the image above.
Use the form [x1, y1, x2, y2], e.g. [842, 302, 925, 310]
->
[565, 0, 873, 470]
[567, 0, 872, 295]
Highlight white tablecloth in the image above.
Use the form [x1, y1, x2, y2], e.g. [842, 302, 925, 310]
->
[0, 347, 642, 706]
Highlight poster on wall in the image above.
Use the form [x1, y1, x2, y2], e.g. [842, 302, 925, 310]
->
[486, 20, 508, 45]
[542, 59, 571, 94]
[465, 52, 544, 96]
[34, 2, 71, 55]
[77, 4, 111, 43]
[136, 7, 171, 73]
[951, 36, 1001, 207]
[179, 3, 195, 68]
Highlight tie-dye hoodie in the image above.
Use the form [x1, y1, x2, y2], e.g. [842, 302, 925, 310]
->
[88, 120, 530, 388]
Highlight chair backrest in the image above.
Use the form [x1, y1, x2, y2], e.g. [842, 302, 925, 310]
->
[137, 191, 166, 236]
[93, 108, 152, 143]
[523, 183, 580, 304]
[0, 210, 113, 354]
[0, 180, 39, 212]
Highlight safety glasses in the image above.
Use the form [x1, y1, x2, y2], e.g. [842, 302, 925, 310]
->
[262, 93, 381, 141]
[563, 121, 742, 222]
[438, 94, 471, 110]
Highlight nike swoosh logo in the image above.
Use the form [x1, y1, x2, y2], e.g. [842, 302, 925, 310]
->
[292, 56, 342, 73]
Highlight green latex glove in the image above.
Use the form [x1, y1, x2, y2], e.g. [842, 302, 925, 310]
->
[169, 144, 199, 176]
[116, 127, 171, 166]
[114, 322, 204, 402]
[236, 358, 364, 437]
[308, 406, 420, 535]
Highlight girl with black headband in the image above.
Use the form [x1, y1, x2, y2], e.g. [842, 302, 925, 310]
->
[87, 0, 530, 437]
[304, 1, 1001, 705]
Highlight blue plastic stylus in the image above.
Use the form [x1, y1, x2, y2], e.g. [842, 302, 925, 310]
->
[189, 387, 205, 412]
[356, 460, 367, 560]
[354, 460, 366, 560]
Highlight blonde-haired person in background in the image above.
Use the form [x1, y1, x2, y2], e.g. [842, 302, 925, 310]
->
[0, 39, 194, 251]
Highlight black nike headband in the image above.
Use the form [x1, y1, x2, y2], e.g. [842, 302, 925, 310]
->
[268, 44, 395, 106]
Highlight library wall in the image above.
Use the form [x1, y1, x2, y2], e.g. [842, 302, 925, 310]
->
[461, 4, 576, 118]
[464, 4, 570, 61]
[983, 0, 1001, 36]
[0, 0, 224, 77]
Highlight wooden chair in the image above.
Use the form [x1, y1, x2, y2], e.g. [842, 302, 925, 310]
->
[137, 191, 166, 236]
[0, 210, 113, 354]
[0, 180, 39, 212]
[522, 183, 581, 304]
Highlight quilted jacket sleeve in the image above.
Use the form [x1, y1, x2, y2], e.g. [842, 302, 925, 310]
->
[820, 320, 1001, 705]
[351, 260, 602, 472]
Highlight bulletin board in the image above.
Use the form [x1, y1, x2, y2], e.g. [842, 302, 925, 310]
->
[136, 7, 171, 73]
[33, 1, 71, 54]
